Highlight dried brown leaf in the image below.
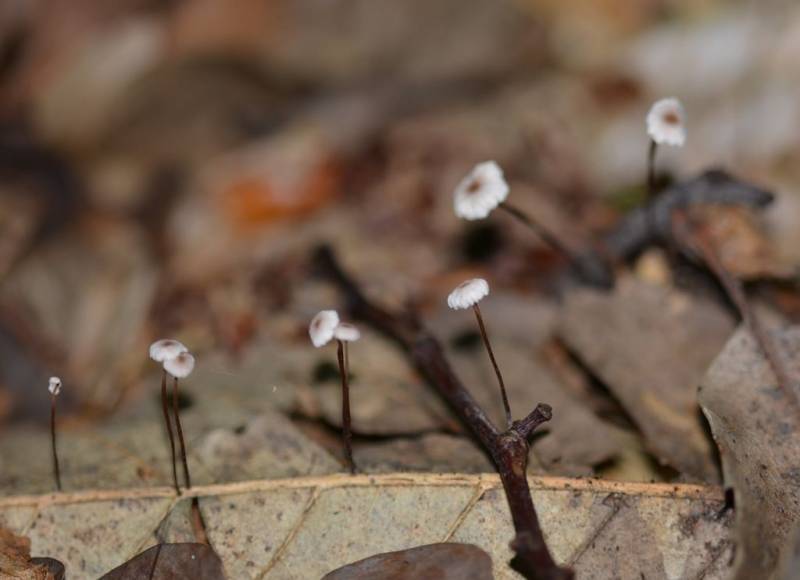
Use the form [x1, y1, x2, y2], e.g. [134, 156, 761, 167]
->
[560, 278, 733, 481]
[100, 543, 224, 580]
[0, 526, 64, 580]
[322, 543, 494, 580]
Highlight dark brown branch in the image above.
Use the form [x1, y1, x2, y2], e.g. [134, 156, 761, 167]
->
[314, 245, 572, 580]
[670, 210, 799, 412]
[512, 403, 553, 441]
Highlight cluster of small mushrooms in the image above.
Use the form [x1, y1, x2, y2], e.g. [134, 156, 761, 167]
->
[44, 98, 685, 490]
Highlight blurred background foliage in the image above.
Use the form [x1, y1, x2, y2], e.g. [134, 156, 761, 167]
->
[0, 0, 798, 433]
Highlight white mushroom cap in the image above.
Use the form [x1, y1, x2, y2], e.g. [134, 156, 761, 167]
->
[48, 376, 62, 396]
[309, 310, 340, 348]
[453, 161, 509, 220]
[149, 339, 188, 362]
[447, 278, 490, 310]
[333, 322, 361, 342]
[646, 98, 686, 147]
[164, 352, 195, 379]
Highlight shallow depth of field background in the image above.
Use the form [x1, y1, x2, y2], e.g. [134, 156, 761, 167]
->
[0, 0, 799, 456]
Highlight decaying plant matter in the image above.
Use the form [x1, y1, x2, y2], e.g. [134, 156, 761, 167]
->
[314, 245, 573, 580]
[670, 208, 799, 412]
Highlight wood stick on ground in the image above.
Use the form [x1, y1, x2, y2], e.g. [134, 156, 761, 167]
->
[314, 244, 573, 580]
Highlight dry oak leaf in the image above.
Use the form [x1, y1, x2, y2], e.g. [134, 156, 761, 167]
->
[0, 473, 732, 580]
[0, 526, 64, 579]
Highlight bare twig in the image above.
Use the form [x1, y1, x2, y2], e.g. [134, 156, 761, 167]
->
[670, 210, 799, 411]
[314, 245, 572, 580]
[512, 403, 553, 441]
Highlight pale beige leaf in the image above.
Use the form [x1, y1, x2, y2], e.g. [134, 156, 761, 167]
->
[0, 474, 732, 580]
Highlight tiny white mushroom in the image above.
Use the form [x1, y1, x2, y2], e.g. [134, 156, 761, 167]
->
[447, 278, 490, 310]
[334, 322, 361, 342]
[164, 352, 195, 379]
[149, 339, 189, 362]
[646, 98, 686, 147]
[48, 376, 62, 396]
[446, 277, 511, 426]
[453, 161, 509, 220]
[309, 310, 340, 348]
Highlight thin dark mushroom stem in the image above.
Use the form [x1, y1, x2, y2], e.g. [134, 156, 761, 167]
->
[647, 139, 658, 200]
[499, 201, 578, 263]
[671, 210, 800, 413]
[160, 370, 180, 495]
[172, 376, 193, 489]
[315, 245, 571, 580]
[50, 393, 61, 492]
[336, 340, 356, 474]
[472, 304, 512, 428]
[147, 543, 163, 580]
[498, 201, 614, 289]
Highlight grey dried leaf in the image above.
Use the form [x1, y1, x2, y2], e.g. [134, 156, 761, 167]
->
[700, 326, 800, 579]
[355, 433, 493, 474]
